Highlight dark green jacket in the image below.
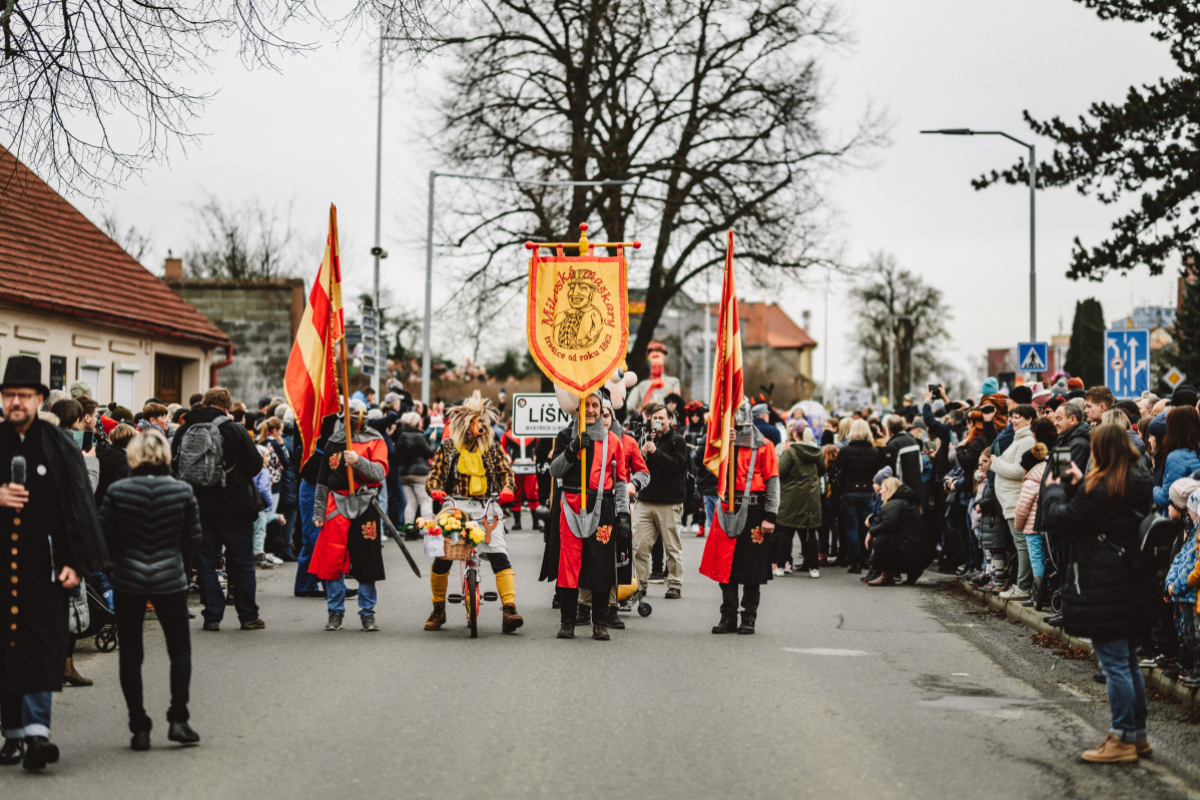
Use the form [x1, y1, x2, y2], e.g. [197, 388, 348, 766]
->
[777, 441, 824, 529]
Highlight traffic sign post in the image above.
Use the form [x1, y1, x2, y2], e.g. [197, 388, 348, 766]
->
[512, 394, 574, 437]
[1017, 342, 1048, 373]
[1103, 329, 1150, 399]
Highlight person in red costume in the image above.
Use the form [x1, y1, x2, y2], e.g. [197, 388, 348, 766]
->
[423, 396, 521, 634]
[627, 341, 681, 412]
[500, 422, 540, 530]
[699, 399, 780, 635]
[309, 400, 389, 632]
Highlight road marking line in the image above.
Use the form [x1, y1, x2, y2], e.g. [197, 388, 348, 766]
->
[783, 647, 871, 656]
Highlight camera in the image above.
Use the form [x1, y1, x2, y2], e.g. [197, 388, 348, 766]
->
[928, 383, 942, 399]
[652, 419, 663, 431]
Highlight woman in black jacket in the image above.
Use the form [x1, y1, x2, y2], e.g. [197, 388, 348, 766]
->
[865, 479, 935, 586]
[98, 432, 203, 751]
[94, 422, 134, 506]
[397, 412, 437, 524]
[836, 420, 885, 573]
[1042, 423, 1156, 764]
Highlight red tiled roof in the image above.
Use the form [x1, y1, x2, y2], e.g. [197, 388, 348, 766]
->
[0, 147, 231, 349]
[708, 302, 816, 349]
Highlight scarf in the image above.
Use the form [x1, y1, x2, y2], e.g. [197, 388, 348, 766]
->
[457, 446, 487, 496]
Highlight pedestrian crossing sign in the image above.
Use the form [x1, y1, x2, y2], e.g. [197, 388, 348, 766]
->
[1017, 342, 1048, 373]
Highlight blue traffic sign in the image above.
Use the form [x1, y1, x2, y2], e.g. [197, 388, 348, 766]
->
[1017, 342, 1048, 373]
[1104, 329, 1150, 399]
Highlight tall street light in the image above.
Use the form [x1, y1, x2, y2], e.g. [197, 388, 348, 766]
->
[920, 128, 1037, 342]
[422, 174, 631, 405]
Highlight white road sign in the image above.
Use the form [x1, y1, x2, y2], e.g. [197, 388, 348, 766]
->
[512, 393, 573, 437]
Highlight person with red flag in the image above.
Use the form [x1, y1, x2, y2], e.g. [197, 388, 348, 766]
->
[309, 400, 389, 631]
[699, 400, 780, 634]
[285, 206, 346, 600]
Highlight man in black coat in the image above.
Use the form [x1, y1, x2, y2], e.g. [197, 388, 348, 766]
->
[633, 403, 690, 598]
[883, 415, 923, 500]
[171, 387, 266, 631]
[0, 356, 109, 771]
[1037, 398, 1092, 625]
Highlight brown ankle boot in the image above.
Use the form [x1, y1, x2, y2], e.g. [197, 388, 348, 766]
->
[424, 602, 446, 631]
[501, 604, 524, 634]
[592, 620, 610, 641]
[64, 656, 93, 687]
[1081, 733, 1138, 764]
[557, 621, 576, 639]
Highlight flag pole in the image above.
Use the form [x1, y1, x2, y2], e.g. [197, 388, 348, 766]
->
[329, 205, 356, 493]
[579, 392, 588, 513]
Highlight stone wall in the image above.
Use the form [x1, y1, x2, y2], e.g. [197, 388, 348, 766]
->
[164, 279, 304, 403]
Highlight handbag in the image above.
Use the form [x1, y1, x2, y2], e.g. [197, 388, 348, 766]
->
[68, 578, 90, 636]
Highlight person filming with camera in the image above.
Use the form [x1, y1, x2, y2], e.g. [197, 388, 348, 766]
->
[633, 403, 689, 599]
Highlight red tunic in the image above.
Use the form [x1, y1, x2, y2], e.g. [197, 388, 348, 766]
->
[699, 443, 778, 584]
[557, 431, 628, 589]
[309, 437, 388, 581]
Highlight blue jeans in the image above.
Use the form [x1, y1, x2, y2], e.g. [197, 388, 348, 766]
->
[1026, 532, 1045, 579]
[840, 492, 873, 564]
[0, 691, 52, 739]
[1092, 639, 1148, 741]
[326, 578, 377, 617]
[703, 495, 718, 535]
[295, 480, 324, 594]
[197, 518, 259, 625]
[388, 471, 406, 530]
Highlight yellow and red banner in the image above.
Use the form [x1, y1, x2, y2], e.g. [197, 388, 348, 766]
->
[526, 247, 628, 398]
[703, 230, 744, 496]
[285, 204, 345, 469]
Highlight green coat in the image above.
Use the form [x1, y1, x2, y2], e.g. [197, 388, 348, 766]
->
[777, 441, 825, 529]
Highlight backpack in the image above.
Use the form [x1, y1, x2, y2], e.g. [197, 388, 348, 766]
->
[177, 415, 232, 487]
[1095, 512, 1182, 577]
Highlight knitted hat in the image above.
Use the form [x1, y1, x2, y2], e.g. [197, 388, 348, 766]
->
[1066, 377, 1084, 390]
[1031, 389, 1052, 408]
[1009, 385, 1033, 405]
[68, 380, 92, 399]
[752, 403, 770, 417]
[872, 466, 893, 485]
[1171, 385, 1199, 408]
[981, 377, 1000, 396]
[1045, 396, 1065, 412]
[1170, 478, 1200, 510]
[1189, 488, 1200, 517]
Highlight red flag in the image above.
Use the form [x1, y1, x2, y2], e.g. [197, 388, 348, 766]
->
[703, 230, 744, 498]
[285, 205, 345, 470]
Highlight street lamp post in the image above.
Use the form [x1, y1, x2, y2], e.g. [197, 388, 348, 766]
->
[920, 128, 1037, 342]
[421, 174, 632, 405]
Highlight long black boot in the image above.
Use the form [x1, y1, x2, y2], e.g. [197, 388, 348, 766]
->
[712, 612, 737, 634]
[1030, 576, 1045, 610]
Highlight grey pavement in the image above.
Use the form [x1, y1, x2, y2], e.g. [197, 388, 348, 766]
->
[2, 530, 1199, 799]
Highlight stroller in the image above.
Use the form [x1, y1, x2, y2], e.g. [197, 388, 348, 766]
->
[81, 581, 118, 652]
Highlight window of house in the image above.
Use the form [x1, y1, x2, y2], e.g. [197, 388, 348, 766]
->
[113, 363, 140, 409]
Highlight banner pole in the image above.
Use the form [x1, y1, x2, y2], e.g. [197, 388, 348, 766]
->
[330, 206, 356, 493]
[580, 393, 588, 513]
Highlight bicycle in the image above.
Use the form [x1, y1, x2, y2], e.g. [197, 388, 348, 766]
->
[442, 496, 502, 638]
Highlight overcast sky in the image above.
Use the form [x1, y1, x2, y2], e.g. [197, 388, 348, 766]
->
[76, 0, 1181, 392]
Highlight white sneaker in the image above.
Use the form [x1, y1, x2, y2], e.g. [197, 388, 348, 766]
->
[999, 586, 1029, 600]
[772, 567, 784, 577]
[269, 554, 283, 565]
[809, 568, 820, 579]
[783, 564, 793, 574]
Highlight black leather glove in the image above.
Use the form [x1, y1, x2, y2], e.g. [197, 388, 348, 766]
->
[568, 432, 592, 457]
[615, 512, 633, 562]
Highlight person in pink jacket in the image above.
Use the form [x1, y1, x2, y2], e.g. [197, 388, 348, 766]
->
[1013, 417, 1059, 609]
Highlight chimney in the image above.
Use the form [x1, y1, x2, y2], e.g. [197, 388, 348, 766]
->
[164, 250, 183, 280]
[801, 309, 811, 332]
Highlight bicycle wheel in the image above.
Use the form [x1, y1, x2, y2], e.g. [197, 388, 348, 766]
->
[464, 566, 479, 639]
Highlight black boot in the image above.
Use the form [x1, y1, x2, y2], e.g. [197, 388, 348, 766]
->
[531, 515, 541, 532]
[168, 722, 201, 745]
[576, 603, 591, 624]
[1031, 577, 1045, 610]
[22, 736, 59, 771]
[607, 606, 625, 630]
[736, 612, 756, 635]
[511, 513, 523, 531]
[712, 612, 737, 634]
[0, 737, 24, 765]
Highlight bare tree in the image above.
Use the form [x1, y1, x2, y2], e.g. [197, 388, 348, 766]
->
[849, 253, 951, 400]
[99, 211, 153, 265]
[183, 193, 299, 280]
[433, 0, 887, 376]
[0, 0, 442, 195]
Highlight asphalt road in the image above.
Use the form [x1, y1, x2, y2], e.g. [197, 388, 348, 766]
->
[3, 527, 1199, 800]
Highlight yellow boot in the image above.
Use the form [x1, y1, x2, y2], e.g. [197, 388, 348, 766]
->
[425, 570, 449, 631]
[496, 569, 523, 634]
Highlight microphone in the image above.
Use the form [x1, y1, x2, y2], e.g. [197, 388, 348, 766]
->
[10, 455, 26, 487]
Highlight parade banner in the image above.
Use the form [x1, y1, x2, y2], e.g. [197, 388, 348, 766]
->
[703, 230, 744, 500]
[284, 204, 346, 469]
[525, 225, 632, 399]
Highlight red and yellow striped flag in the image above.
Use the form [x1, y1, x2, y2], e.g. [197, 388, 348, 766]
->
[285, 205, 345, 470]
[703, 230, 744, 497]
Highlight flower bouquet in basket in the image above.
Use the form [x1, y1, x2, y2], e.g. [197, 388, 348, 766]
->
[418, 508, 486, 559]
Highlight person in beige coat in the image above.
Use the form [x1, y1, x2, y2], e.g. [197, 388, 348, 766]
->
[991, 404, 1037, 600]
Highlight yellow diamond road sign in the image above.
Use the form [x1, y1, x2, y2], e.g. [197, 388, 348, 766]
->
[1164, 367, 1186, 390]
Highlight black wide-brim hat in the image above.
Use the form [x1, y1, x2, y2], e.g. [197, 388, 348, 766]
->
[0, 355, 51, 397]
